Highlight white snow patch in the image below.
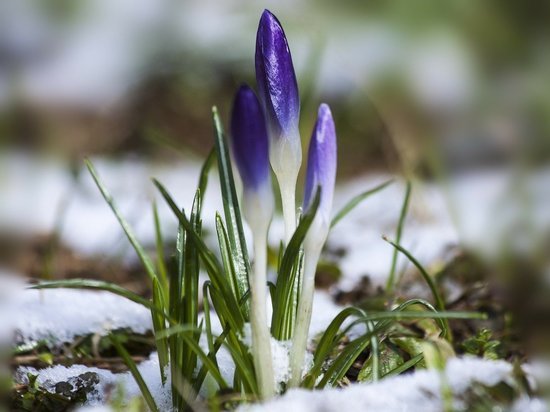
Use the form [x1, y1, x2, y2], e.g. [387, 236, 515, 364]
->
[1, 272, 151, 346]
[329, 168, 550, 290]
[16, 352, 171, 410]
[240, 357, 517, 412]
[2, 152, 548, 294]
[15, 354, 540, 412]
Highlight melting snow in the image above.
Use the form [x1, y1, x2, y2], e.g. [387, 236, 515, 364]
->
[15, 355, 539, 412]
[240, 357, 520, 412]
[1, 272, 151, 346]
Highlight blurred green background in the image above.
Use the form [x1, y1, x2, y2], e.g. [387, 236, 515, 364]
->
[1, 0, 548, 177]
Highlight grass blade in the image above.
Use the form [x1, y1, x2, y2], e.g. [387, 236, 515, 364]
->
[212, 106, 251, 313]
[151, 278, 169, 383]
[198, 148, 216, 210]
[85, 159, 158, 283]
[331, 179, 394, 228]
[110, 333, 159, 412]
[153, 201, 169, 297]
[383, 353, 424, 378]
[29, 280, 169, 320]
[383, 237, 446, 314]
[317, 332, 373, 388]
[157, 328, 229, 390]
[386, 181, 412, 292]
[215, 214, 240, 299]
[182, 191, 202, 376]
[153, 179, 245, 330]
[271, 190, 320, 340]
[303, 306, 365, 388]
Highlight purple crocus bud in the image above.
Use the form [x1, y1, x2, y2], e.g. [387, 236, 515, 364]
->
[255, 9, 300, 142]
[255, 9, 301, 243]
[303, 103, 337, 224]
[231, 85, 270, 192]
[290, 104, 337, 386]
[230, 84, 274, 233]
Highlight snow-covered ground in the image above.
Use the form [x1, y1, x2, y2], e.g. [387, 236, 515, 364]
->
[242, 357, 528, 412]
[15, 354, 544, 412]
[1, 273, 152, 346]
[3, 153, 549, 410]
[2, 153, 548, 289]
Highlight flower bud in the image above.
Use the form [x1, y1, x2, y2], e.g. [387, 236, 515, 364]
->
[230, 84, 271, 192]
[303, 103, 337, 228]
[230, 84, 274, 231]
[255, 9, 301, 180]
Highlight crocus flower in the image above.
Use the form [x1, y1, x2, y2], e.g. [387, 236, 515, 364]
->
[255, 9, 300, 143]
[231, 84, 271, 195]
[255, 9, 301, 242]
[289, 103, 337, 386]
[303, 103, 337, 228]
[230, 84, 275, 399]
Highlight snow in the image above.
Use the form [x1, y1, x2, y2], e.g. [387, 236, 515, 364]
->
[0, 153, 224, 259]
[1, 272, 151, 346]
[240, 357, 519, 412]
[3, 152, 548, 292]
[329, 168, 550, 289]
[16, 352, 171, 410]
[15, 355, 537, 412]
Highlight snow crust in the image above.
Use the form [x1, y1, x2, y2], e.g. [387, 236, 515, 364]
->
[16, 353, 171, 410]
[16, 355, 537, 412]
[241, 357, 517, 412]
[1, 272, 151, 346]
[2, 153, 548, 293]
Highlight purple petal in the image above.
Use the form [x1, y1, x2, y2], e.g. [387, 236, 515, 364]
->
[255, 9, 300, 139]
[230, 85, 271, 191]
[303, 104, 337, 216]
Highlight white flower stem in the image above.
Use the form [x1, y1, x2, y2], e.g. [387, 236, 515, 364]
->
[280, 179, 297, 244]
[270, 133, 301, 245]
[250, 227, 275, 399]
[288, 246, 321, 387]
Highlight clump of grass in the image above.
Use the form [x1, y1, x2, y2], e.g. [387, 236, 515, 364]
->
[31, 109, 485, 409]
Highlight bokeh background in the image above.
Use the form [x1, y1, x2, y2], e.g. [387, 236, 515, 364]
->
[1, 0, 549, 360]
[1, 0, 549, 172]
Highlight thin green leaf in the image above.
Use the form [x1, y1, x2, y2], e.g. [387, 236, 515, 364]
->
[182, 191, 202, 375]
[303, 306, 365, 388]
[85, 159, 158, 283]
[152, 201, 169, 297]
[271, 189, 320, 340]
[169, 216, 185, 410]
[198, 148, 216, 210]
[383, 353, 424, 378]
[359, 311, 485, 321]
[157, 328, 229, 390]
[110, 333, 159, 412]
[331, 179, 394, 228]
[386, 181, 412, 292]
[317, 332, 373, 388]
[383, 237, 449, 339]
[215, 214, 240, 299]
[29, 280, 171, 321]
[211, 106, 251, 314]
[194, 324, 230, 393]
[151, 278, 168, 384]
[202, 282, 217, 357]
[153, 179, 245, 330]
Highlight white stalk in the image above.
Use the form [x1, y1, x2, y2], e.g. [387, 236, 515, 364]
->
[280, 178, 297, 245]
[288, 246, 321, 386]
[289, 215, 329, 386]
[269, 132, 301, 244]
[243, 190, 275, 399]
